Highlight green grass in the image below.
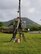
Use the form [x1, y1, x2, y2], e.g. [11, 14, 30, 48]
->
[0, 32, 41, 54]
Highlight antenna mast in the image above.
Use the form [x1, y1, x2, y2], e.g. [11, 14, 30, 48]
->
[18, 0, 21, 18]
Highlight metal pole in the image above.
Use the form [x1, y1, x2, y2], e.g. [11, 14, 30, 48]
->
[18, 0, 21, 18]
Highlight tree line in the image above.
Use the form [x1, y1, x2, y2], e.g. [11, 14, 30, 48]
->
[0, 22, 41, 32]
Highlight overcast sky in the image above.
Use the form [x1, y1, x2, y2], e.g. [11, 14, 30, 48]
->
[0, 0, 41, 25]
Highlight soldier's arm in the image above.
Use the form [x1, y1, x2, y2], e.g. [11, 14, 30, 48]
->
[16, 19, 20, 29]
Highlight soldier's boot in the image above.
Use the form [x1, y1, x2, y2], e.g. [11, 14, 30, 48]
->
[10, 33, 16, 42]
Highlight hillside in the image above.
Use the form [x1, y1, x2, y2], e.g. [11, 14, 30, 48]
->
[3, 17, 40, 27]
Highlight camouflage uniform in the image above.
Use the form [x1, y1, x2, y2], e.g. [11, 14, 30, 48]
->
[10, 17, 25, 41]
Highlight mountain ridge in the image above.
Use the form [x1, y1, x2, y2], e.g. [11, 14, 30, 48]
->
[2, 17, 40, 27]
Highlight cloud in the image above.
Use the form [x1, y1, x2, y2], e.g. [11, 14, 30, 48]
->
[28, 8, 35, 13]
[22, 0, 31, 7]
[0, 0, 18, 21]
[0, 9, 17, 21]
[0, 0, 18, 9]
[0, 0, 41, 25]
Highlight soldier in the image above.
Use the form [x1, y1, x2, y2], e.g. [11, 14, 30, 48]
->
[10, 17, 26, 42]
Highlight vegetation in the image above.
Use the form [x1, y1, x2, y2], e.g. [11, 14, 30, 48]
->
[0, 22, 4, 27]
[26, 25, 41, 31]
[38, 26, 41, 30]
[0, 32, 41, 54]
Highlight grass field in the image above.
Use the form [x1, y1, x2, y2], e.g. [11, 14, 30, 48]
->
[0, 32, 41, 54]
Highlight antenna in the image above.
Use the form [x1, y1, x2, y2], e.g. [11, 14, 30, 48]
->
[18, 0, 21, 18]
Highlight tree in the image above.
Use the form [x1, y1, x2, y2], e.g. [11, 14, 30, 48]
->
[0, 22, 3, 27]
[38, 26, 41, 31]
